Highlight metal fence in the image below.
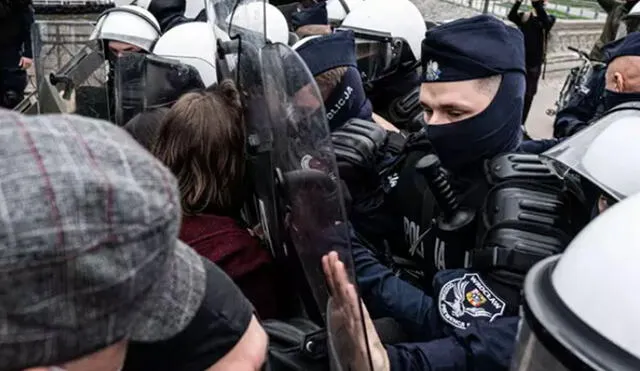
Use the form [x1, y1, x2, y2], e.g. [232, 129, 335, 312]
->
[33, 0, 111, 6]
[442, 0, 606, 19]
[29, 21, 104, 91]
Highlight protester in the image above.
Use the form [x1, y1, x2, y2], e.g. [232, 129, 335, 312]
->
[0, 110, 268, 371]
[0, 0, 34, 109]
[152, 81, 288, 319]
[509, 0, 555, 124]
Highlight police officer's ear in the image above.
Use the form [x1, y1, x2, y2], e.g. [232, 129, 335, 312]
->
[612, 71, 625, 92]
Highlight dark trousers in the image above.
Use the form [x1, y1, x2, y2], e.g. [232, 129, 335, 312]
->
[0, 47, 28, 109]
[523, 65, 542, 124]
[0, 67, 27, 109]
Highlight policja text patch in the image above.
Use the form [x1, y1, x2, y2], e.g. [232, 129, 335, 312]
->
[438, 273, 506, 330]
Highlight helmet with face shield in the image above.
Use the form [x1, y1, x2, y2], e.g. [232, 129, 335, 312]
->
[543, 103, 640, 205]
[224, 1, 289, 44]
[340, 0, 426, 80]
[511, 104, 640, 370]
[90, 5, 161, 53]
[153, 21, 226, 87]
[111, 21, 226, 125]
[511, 189, 640, 371]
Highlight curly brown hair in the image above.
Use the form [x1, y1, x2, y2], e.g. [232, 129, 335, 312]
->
[152, 80, 246, 215]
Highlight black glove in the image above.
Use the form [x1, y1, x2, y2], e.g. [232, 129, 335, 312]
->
[331, 118, 387, 188]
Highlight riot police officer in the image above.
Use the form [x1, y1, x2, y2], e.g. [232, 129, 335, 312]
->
[554, 32, 640, 138]
[369, 15, 527, 285]
[511, 191, 640, 371]
[340, 0, 427, 132]
[88, 5, 162, 122]
[0, 0, 34, 109]
[321, 101, 640, 371]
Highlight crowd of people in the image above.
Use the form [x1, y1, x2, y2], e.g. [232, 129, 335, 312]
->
[1, 0, 640, 370]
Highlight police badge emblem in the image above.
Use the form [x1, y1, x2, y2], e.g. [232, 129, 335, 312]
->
[466, 289, 487, 307]
[424, 60, 441, 81]
[438, 273, 506, 330]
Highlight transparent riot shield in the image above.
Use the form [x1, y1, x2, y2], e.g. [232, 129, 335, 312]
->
[207, 0, 284, 260]
[207, 0, 270, 50]
[113, 52, 207, 125]
[32, 21, 110, 120]
[543, 106, 640, 202]
[261, 42, 373, 370]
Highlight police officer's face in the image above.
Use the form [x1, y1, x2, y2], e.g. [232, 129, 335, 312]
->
[107, 41, 142, 57]
[419, 79, 495, 125]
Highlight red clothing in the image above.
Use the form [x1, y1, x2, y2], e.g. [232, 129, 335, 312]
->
[180, 214, 282, 319]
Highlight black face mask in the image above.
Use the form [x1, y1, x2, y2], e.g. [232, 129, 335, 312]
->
[426, 72, 525, 172]
[603, 89, 640, 111]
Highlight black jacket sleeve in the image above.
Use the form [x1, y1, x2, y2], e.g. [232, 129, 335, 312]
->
[148, 0, 197, 32]
[532, 1, 554, 31]
[596, 0, 617, 14]
[20, 5, 34, 59]
[508, 1, 523, 26]
[385, 317, 520, 371]
[553, 65, 607, 138]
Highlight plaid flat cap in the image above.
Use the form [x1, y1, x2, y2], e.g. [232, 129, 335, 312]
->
[0, 111, 206, 370]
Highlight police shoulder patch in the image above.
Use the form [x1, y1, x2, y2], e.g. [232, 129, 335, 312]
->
[438, 273, 506, 330]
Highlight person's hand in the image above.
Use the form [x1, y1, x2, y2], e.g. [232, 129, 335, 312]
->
[322, 251, 390, 371]
[19, 57, 33, 70]
[372, 112, 400, 133]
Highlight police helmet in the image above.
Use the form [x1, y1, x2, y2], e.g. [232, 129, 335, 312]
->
[225, 1, 289, 44]
[543, 103, 640, 201]
[326, 0, 365, 25]
[153, 22, 229, 87]
[511, 190, 640, 371]
[90, 5, 161, 52]
[341, 0, 426, 63]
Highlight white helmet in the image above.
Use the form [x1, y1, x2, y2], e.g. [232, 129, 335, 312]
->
[90, 5, 161, 52]
[543, 105, 640, 201]
[341, 0, 426, 62]
[512, 191, 640, 371]
[153, 22, 228, 86]
[225, 1, 289, 44]
[326, 0, 365, 24]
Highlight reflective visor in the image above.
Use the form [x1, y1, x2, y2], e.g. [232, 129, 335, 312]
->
[542, 106, 640, 201]
[337, 26, 403, 83]
[354, 38, 396, 83]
